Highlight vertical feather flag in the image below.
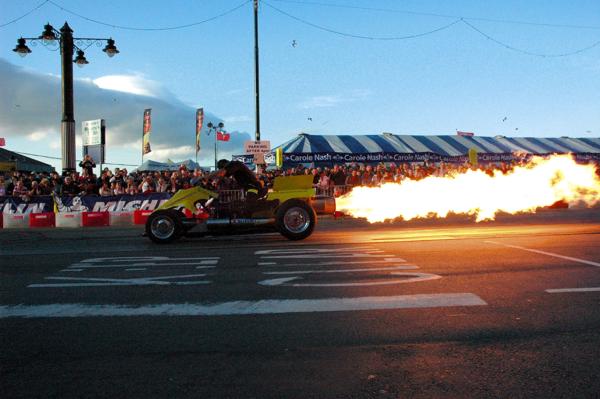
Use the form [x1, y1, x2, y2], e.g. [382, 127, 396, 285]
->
[195, 108, 204, 155]
[142, 109, 152, 155]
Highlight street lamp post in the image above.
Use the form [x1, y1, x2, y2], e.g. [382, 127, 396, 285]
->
[13, 22, 119, 175]
[207, 122, 225, 170]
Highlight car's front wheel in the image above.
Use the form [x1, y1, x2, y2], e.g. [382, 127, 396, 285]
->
[145, 209, 184, 244]
[276, 199, 316, 240]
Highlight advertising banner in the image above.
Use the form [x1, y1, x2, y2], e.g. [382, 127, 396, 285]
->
[54, 193, 170, 213]
[1, 196, 54, 214]
[82, 119, 106, 163]
[196, 108, 204, 154]
[142, 109, 152, 155]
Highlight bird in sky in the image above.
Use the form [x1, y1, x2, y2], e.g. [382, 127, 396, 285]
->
[307, 117, 312, 121]
[502, 116, 507, 122]
[291, 40, 297, 47]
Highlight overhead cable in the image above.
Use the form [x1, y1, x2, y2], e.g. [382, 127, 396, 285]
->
[0, 0, 49, 28]
[263, 1, 462, 40]
[47, 0, 250, 31]
[462, 19, 600, 57]
[272, 0, 600, 30]
[14, 151, 138, 167]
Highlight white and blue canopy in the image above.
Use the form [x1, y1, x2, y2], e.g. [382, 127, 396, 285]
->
[274, 133, 600, 164]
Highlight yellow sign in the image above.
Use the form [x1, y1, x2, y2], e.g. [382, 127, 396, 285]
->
[0, 162, 16, 172]
[468, 148, 478, 166]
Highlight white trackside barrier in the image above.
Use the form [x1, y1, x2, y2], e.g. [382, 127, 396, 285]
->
[2, 213, 30, 228]
[109, 211, 134, 226]
[55, 212, 82, 228]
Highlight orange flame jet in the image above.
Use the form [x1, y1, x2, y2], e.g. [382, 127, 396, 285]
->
[336, 155, 600, 223]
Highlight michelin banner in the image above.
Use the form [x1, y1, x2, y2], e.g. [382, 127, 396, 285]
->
[54, 193, 170, 213]
[1, 193, 170, 214]
[1, 196, 54, 214]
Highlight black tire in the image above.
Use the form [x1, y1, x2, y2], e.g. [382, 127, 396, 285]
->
[276, 199, 316, 241]
[145, 209, 184, 244]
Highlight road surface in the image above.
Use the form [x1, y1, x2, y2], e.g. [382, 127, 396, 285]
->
[1, 208, 600, 398]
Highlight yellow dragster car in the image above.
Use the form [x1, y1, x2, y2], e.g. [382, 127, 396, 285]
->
[145, 174, 335, 244]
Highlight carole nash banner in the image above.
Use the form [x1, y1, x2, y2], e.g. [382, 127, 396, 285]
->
[280, 152, 600, 164]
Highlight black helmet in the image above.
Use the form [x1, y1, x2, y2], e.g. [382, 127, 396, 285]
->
[217, 159, 230, 169]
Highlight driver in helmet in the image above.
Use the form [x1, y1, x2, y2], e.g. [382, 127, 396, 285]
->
[212, 159, 267, 198]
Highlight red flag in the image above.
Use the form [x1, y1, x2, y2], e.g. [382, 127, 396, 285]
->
[0, 138, 5, 147]
[216, 131, 230, 142]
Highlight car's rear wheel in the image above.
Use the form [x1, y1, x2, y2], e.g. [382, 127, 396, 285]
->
[276, 199, 316, 240]
[146, 209, 184, 244]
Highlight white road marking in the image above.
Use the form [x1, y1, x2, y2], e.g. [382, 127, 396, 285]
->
[261, 258, 407, 267]
[258, 272, 441, 287]
[72, 261, 218, 268]
[0, 293, 487, 318]
[546, 287, 600, 293]
[262, 253, 391, 259]
[125, 268, 147, 271]
[255, 247, 376, 255]
[28, 273, 209, 288]
[485, 241, 600, 268]
[263, 265, 418, 275]
[258, 262, 277, 266]
[61, 269, 83, 272]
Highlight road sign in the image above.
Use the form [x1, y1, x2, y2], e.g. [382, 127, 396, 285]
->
[244, 140, 270, 164]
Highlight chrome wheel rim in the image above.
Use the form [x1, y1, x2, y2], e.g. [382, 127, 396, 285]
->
[151, 215, 175, 240]
[283, 207, 310, 234]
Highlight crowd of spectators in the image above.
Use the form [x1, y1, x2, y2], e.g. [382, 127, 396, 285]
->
[1, 158, 599, 199]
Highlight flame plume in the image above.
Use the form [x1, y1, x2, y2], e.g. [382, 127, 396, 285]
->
[336, 155, 600, 223]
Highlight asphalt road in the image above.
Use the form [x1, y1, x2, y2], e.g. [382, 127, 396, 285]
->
[1, 208, 600, 398]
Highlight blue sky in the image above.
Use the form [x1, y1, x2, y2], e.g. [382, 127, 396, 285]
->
[1, 0, 599, 170]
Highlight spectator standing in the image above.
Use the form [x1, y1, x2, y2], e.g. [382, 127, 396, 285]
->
[79, 154, 96, 176]
[60, 176, 79, 196]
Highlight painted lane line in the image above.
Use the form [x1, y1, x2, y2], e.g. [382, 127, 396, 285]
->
[71, 260, 219, 268]
[125, 268, 147, 271]
[261, 258, 407, 267]
[80, 256, 219, 263]
[255, 247, 376, 255]
[0, 294, 487, 318]
[546, 287, 600, 293]
[61, 269, 83, 272]
[27, 273, 209, 288]
[258, 262, 277, 266]
[485, 241, 600, 268]
[262, 254, 391, 259]
[259, 272, 442, 287]
[263, 265, 419, 275]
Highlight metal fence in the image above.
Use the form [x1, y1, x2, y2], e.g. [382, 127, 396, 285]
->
[315, 185, 353, 198]
[216, 189, 245, 203]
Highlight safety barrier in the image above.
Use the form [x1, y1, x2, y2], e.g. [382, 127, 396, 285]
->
[29, 212, 56, 228]
[55, 212, 82, 228]
[3, 213, 29, 228]
[82, 212, 110, 227]
[109, 211, 134, 227]
[133, 210, 153, 225]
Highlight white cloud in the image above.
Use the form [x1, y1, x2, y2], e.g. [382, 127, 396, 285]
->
[0, 58, 252, 165]
[93, 74, 162, 97]
[26, 131, 49, 141]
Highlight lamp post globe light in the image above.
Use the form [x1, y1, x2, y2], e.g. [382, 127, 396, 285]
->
[207, 122, 225, 170]
[13, 22, 119, 174]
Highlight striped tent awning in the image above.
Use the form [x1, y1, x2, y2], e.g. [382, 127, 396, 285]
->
[274, 133, 600, 164]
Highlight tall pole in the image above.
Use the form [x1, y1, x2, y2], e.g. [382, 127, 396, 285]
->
[60, 22, 76, 174]
[253, 0, 261, 142]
